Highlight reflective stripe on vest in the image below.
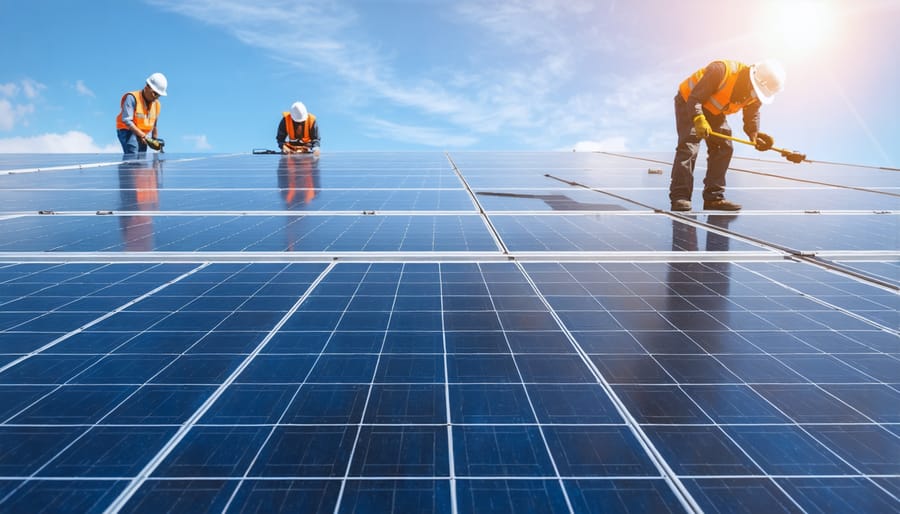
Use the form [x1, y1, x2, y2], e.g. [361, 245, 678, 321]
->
[283, 112, 316, 143]
[116, 90, 160, 132]
[678, 60, 751, 115]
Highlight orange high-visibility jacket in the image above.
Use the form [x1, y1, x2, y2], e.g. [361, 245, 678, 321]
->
[283, 112, 316, 143]
[116, 90, 160, 132]
[678, 60, 755, 115]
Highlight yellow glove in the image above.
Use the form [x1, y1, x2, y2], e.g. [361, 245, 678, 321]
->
[692, 114, 711, 139]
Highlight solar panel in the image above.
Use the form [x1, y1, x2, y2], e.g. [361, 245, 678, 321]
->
[0, 151, 897, 513]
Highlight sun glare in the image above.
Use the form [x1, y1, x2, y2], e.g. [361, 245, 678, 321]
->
[769, 1, 837, 53]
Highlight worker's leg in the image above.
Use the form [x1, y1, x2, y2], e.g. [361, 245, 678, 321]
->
[703, 115, 733, 202]
[117, 129, 148, 156]
[669, 96, 701, 202]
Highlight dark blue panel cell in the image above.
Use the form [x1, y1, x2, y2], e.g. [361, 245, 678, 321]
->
[684, 331, 759, 354]
[0, 355, 102, 384]
[752, 385, 869, 423]
[364, 384, 445, 424]
[613, 385, 711, 424]
[804, 425, 900, 474]
[0, 426, 85, 475]
[338, 480, 451, 514]
[0, 332, 57, 353]
[325, 331, 385, 353]
[566, 479, 687, 514]
[214, 311, 285, 331]
[39, 426, 177, 477]
[307, 355, 377, 383]
[0, 385, 53, 421]
[453, 425, 554, 477]
[682, 385, 790, 424]
[282, 310, 342, 331]
[630, 331, 705, 354]
[153, 426, 270, 478]
[653, 355, 739, 384]
[543, 426, 658, 477]
[527, 384, 621, 424]
[645, 426, 761, 476]
[104, 385, 215, 424]
[450, 384, 535, 424]
[281, 384, 369, 424]
[0, 479, 126, 514]
[235, 354, 316, 383]
[114, 331, 202, 354]
[443, 295, 494, 311]
[589, 355, 674, 384]
[249, 426, 357, 477]
[447, 354, 520, 383]
[89, 311, 169, 331]
[725, 425, 854, 475]
[12, 312, 104, 332]
[200, 384, 297, 424]
[506, 331, 574, 353]
[515, 354, 598, 383]
[50, 331, 138, 354]
[227, 480, 340, 514]
[345, 295, 395, 311]
[374, 354, 444, 383]
[496, 311, 559, 331]
[822, 384, 900, 422]
[263, 331, 330, 353]
[777, 477, 899, 514]
[456, 479, 570, 514]
[12, 385, 136, 424]
[151, 354, 247, 384]
[557, 311, 623, 330]
[834, 354, 900, 382]
[349, 426, 449, 477]
[388, 311, 443, 331]
[393, 294, 442, 311]
[122, 479, 238, 514]
[738, 331, 818, 354]
[777, 354, 878, 383]
[445, 331, 509, 353]
[443, 311, 502, 331]
[683, 478, 802, 514]
[188, 331, 269, 354]
[382, 331, 443, 353]
[716, 355, 807, 383]
[572, 331, 646, 354]
[69, 355, 174, 384]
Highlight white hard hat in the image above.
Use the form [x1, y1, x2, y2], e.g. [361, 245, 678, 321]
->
[750, 60, 785, 105]
[146, 72, 168, 96]
[289, 101, 308, 122]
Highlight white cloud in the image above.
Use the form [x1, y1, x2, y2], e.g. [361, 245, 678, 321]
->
[0, 83, 18, 97]
[0, 131, 120, 153]
[184, 134, 212, 150]
[570, 137, 629, 152]
[19, 79, 45, 100]
[0, 99, 34, 131]
[0, 79, 45, 131]
[74, 80, 95, 97]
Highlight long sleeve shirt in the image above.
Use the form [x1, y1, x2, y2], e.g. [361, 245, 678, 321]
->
[276, 117, 320, 148]
[686, 61, 760, 136]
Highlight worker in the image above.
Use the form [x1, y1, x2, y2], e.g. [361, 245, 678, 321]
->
[115, 73, 167, 155]
[668, 60, 785, 211]
[277, 101, 320, 155]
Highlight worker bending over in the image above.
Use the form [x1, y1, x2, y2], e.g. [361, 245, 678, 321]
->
[669, 60, 785, 211]
[116, 73, 167, 155]
[277, 101, 320, 155]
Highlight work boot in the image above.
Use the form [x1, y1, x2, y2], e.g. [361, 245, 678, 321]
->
[703, 199, 742, 211]
[671, 199, 692, 211]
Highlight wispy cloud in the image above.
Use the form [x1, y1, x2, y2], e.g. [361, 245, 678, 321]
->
[0, 131, 120, 153]
[0, 79, 44, 131]
[365, 118, 478, 148]
[184, 134, 212, 151]
[74, 80, 95, 97]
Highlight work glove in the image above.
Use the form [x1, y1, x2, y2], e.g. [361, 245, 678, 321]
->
[145, 137, 164, 152]
[692, 114, 711, 139]
[754, 132, 773, 152]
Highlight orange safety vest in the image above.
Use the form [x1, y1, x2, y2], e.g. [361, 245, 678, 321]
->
[678, 60, 756, 115]
[283, 112, 316, 143]
[116, 90, 160, 132]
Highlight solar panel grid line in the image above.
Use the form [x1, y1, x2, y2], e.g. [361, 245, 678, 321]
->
[438, 265, 460, 514]
[446, 154, 509, 256]
[101, 261, 335, 514]
[0, 263, 210, 378]
[513, 261, 703, 514]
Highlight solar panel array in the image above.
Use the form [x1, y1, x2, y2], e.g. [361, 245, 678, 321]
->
[0, 151, 897, 514]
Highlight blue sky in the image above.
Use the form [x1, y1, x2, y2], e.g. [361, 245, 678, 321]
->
[1, 0, 898, 166]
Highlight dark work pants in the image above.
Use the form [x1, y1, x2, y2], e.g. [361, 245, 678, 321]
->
[668, 95, 733, 202]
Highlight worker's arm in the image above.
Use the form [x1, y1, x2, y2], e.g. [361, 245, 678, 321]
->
[741, 101, 761, 139]
[685, 61, 727, 117]
[308, 120, 320, 149]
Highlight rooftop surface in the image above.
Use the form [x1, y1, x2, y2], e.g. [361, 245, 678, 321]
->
[0, 151, 897, 513]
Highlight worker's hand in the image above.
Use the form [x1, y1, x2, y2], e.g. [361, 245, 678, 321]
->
[145, 137, 163, 151]
[281, 144, 295, 154]
[754, 132, 773, 152]
[692, 114, 711, 139]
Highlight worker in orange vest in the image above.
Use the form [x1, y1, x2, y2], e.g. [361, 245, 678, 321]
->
[669, 60, 785, 212]
[115, 73, 167, 155]
[277, 101, 320, 155]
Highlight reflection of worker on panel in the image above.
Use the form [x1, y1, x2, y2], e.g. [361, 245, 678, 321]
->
[278, 154, 320, 250]
[118, 154, 163, 251]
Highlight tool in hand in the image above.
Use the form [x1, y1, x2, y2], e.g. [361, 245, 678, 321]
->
[145, 137, 165, 152]
[710, 130, 805, 163]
